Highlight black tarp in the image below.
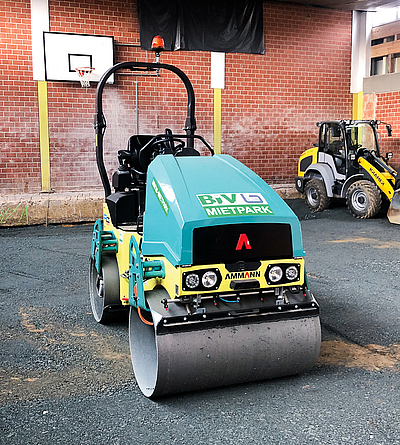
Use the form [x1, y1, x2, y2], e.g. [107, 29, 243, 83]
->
[137, 0, 265, 55]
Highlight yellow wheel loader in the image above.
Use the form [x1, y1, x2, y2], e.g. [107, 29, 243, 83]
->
[295, 120, 400, 224]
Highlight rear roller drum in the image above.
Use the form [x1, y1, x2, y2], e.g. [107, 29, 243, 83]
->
[89, 254, 123, 324]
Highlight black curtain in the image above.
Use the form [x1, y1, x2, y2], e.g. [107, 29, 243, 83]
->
[137, 0, 265, 55]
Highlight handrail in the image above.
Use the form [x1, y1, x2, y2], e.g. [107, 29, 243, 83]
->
[94, 61, 197, 197]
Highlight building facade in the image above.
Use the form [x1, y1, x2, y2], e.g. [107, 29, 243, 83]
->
[0, 1, 398, 224]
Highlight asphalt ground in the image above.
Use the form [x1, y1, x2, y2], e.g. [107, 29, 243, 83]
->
[0, 199, 399, 444]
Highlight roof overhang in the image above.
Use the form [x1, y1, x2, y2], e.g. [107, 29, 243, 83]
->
[277, 0, 400, 11]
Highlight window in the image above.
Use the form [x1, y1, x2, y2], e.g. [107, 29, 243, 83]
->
[370, 19, 400, 76]
[394, 53, 400, 72]
[371, 57, 384, 76]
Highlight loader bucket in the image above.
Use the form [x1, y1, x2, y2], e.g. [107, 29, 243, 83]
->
[387, 190, 400, 224]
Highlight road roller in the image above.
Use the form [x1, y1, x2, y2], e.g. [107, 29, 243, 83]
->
[89, 39, 321, 397]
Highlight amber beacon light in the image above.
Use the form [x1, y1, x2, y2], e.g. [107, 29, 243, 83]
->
[151, 35, 165, 51]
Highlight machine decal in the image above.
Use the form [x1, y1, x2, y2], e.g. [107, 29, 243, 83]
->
[236, 233, 252, 250]
[358, 157, 394, 199]
[151, 178, 169, 215]
[197, 192, 274, 217]
[225, 270, 261, 280]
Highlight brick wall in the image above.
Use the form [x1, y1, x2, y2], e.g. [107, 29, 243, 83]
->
[0, 0, 354, 195]
[0, 0, 41, 193]
[364, 92, 400, 170]
[223, 4, 353, 181]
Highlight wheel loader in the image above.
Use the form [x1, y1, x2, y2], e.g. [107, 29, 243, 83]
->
[295, 120, 400, 224]
[89, 38, 321, 397]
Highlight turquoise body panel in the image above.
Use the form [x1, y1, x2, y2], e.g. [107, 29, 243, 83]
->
[143, 154, 304, 265]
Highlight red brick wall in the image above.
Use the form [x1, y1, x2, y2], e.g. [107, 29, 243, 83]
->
[0, 0, 354, 194]
[223, 4, 353, 182]
[46, 0, 141, 192]
[0, 0, 41, 193]
[364, 92, 400, 170]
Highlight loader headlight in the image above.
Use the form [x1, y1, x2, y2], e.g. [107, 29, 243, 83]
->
[185, 273, 200, 289]
[202, 271, 218, 288]
[268, 266, 283, 283]
[285, 266, 299, 281]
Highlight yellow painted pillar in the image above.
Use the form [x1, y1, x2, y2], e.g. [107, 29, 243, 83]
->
[352, 91, 363, 120]
[214, 88, 222, 154]
[37, 80, 51, 192]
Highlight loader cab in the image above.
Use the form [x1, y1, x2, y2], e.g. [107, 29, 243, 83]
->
[318, 121, 383, 178]
[318, 122, 347, 176]
[344, 121, 379, 156]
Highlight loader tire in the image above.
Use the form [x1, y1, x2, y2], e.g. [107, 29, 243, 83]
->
[346, 180, 382, 219]
[304, 178, 330, 212]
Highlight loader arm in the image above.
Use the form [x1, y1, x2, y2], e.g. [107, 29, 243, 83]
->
[357, 149, 397, 201]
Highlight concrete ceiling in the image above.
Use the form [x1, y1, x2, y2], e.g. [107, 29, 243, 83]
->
[279, 0, 400, 11]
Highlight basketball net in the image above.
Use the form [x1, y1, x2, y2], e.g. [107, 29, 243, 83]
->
[75, 67, 94, 88]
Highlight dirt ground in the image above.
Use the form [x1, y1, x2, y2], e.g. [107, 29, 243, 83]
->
[1, 201, 400, 444]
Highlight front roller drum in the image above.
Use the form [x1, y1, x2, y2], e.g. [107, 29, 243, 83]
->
[129, 307, 321, 398]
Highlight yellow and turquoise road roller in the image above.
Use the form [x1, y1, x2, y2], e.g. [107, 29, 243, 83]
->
[89, 39, 321, 397]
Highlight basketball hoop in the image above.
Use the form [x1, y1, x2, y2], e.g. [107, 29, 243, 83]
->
[75, 67, 94, 88]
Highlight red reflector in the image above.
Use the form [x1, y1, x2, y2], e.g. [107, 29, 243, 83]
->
[236, 233, 252, 251]
[151, 35, 165, 51]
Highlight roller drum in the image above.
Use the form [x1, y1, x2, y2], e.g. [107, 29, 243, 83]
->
[129, 305, 321, 398]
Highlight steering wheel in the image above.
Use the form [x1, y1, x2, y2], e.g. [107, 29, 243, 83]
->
[153, 137, 186, 154]
[138, 135, 186, 170]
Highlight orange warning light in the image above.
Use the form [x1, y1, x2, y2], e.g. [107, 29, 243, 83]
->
[151, 35, 165, 51]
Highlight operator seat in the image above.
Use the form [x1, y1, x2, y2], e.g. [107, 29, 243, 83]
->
[127, 135, 154, 173]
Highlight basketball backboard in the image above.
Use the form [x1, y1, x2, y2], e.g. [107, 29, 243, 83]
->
[43, 32, 115, 84]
